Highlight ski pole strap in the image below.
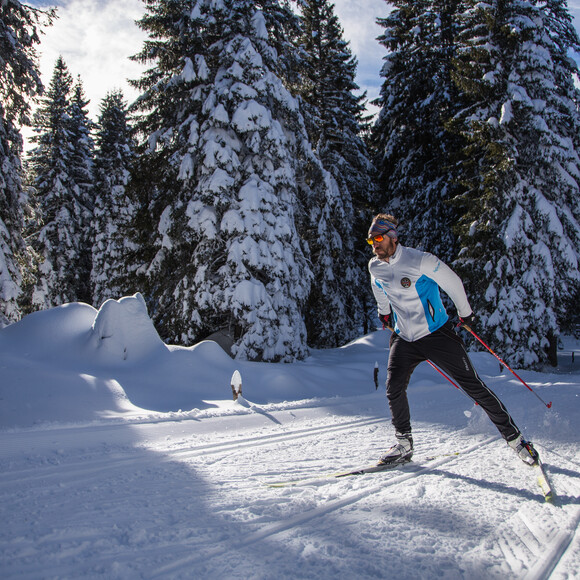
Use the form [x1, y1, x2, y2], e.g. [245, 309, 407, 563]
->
[459, 323, 552, 409]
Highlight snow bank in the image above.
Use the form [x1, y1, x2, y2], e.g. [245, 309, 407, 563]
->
[88, 293, 166, 364]
[0, 301, 97, 360]
[0, 294, 382, 429]
[2, 295, 575, 436]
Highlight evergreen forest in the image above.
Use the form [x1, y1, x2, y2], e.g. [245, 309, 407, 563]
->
[2, 0, 580, 369]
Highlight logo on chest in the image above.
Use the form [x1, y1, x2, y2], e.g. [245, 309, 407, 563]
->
[400, 277, 412, 288]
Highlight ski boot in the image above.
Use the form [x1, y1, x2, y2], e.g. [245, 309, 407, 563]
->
[508, 434, 539, 465]
[378, 431, 413, 465]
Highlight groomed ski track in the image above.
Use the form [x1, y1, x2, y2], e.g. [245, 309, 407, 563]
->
[1, 400, 579, 579]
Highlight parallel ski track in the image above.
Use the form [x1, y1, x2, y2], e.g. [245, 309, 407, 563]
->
[151, 435, 502, 577]
[3, 419, 578, 579]
[0, 415, 388, 489]
[152, 436, 580, 579]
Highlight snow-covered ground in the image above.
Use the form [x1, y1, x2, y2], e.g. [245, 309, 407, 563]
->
[1, 294, 579, 579]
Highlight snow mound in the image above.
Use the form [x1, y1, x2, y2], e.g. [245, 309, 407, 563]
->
[0, 301, 97, 360]
[0, 298, 161, 428]
[88, 293, 166, 364]
[3, 296, 574, 434]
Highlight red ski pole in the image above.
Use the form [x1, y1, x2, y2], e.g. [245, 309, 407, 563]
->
[426, 359, 478, 405]
[460, 323, 552, 409]
[426, 359, 461, 391]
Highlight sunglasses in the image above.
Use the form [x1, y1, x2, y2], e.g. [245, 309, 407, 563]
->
[366, 234, 385, 245]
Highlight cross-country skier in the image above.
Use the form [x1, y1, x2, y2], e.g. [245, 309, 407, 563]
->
[367, 213, 539, 466]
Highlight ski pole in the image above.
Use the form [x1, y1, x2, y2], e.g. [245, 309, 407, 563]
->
[459, 323, 552, 409]
[426, 360, 478, 405]
[426, 360, 461, 390]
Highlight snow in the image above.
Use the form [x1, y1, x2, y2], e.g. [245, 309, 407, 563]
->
[500, 100, 513, 125]
[252, 10, 268, 41]
[181, 57, 196, 83]
[1, 295, 579, 578]
[157, 206, 174, 250]
[200, 167, 235, 194]
[178, 153, 195, 180]
[232, 100, 273, 132]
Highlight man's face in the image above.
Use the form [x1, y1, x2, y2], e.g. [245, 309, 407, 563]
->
[369, 234, 397, 261]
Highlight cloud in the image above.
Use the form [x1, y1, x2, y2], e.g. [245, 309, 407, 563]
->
[28, 0, 389, 124]
[333, 0, 389, 101]
[34, 0, 147, 117]
[26, 0, 580, 130]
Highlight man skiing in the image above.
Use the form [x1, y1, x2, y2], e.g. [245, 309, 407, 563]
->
[367, 213, 539, 467]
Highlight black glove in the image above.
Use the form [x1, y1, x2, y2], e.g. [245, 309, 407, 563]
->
[379, 313, 391, 329]
[459, 313, 476, 329]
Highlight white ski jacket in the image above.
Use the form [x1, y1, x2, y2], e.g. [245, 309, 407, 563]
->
[369, 244, 472, 342]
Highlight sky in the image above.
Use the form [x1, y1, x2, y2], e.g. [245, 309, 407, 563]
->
[24, 0, 388, 123]
[23, 0, 580, 132]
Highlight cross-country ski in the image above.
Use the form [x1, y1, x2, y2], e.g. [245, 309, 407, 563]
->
[265, 451, 466, 487]
[266, 457, 414, 487]
[533, 460, 555, 502]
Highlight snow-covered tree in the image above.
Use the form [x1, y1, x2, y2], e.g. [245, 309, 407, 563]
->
[295, 0, 376, 347]
[68, 77, 95, 302]
[91, 90, 137, 306]
[451, 0, 580, 368]
[69, 78, 95, 205]
[0, 109, 26, 326]
[27, 57, 94, 309]
[130, 0, 316, 361]
[0, 0, 53, 325]
[372, 0, 466, 263]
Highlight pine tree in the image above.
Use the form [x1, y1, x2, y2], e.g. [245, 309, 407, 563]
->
[27, 57, 94, 309]
[130, 0, 315, 361]
[0, 0, 53, 325]
[91, 90, 137, 307]
[372, 0, 466, 263]
[68, 77, 95, 303]
[295, 0, 376, 347]
[451, 0, 580, 368]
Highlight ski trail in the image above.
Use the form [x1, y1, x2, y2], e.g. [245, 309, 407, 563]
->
[151, 435, 500, 577]
[523, 506, 580, 579]
[0, 415, 386, 489]
[169, 415, 387, 459]
[496, 505, 580, 580]
[3, 408, 578, 579]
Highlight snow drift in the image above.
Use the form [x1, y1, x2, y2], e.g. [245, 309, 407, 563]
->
[0, 293, 383, 429]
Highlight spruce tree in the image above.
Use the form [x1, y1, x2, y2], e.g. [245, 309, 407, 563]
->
[295, 0, 376, 347]
[91, 91, 137, 306]
[0, 0, 53, 325]
[372, 0, 466, 263]
[0, 108, 22, 326]
[130, 0, 315, 361]
[68, 77, 95, 303]
[27, 57, 94, 309]
[451, 0, 580, 368]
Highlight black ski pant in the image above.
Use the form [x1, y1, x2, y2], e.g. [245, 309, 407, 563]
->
[386, 321, 520, 442]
